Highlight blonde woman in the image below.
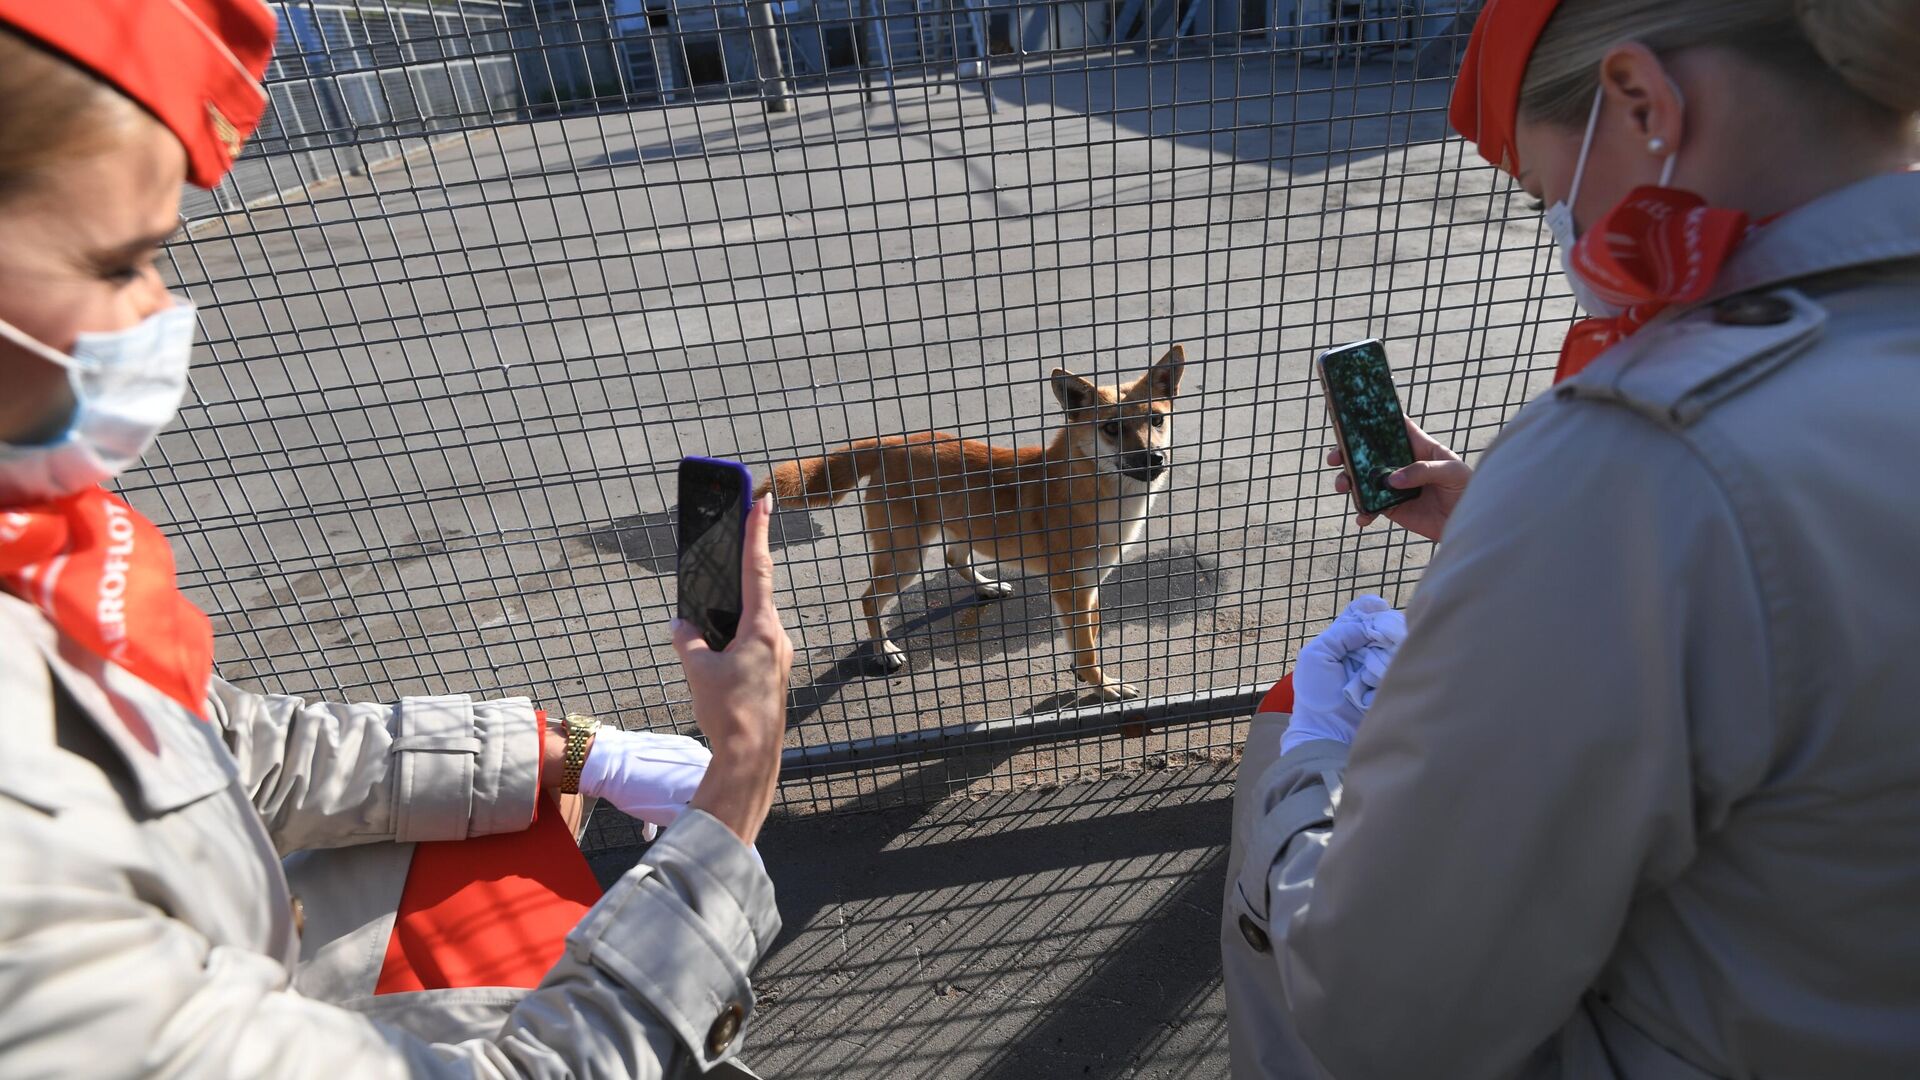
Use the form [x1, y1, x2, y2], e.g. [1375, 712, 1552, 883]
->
[1225, 1, 1920, 1076]
[0, 2, 791, 1075]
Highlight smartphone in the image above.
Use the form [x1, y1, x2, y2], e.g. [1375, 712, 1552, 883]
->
[1316, 339, 1420, 516]
[677, 456, 754, 651]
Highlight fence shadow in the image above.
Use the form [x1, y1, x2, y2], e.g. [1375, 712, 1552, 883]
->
[777, 540, 1223, 720]
[582, 763, 1240, 1078]
[582, 506, 826, 574]
[889, 542, 1224, 659]
[540, 50, 1462, 189]
[985, 52, 1458, 177]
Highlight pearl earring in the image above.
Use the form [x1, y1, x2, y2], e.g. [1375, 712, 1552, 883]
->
[1648, 137, 1668, 154]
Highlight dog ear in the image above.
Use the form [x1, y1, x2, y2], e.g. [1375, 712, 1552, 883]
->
[1140, 344, 1186, 400]
[1051, 369, 1100, 413]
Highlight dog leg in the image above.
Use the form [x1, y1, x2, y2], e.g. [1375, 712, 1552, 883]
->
[859, 525, 929, 675]
[945, 548, 1015, 601]
[1049, 576, 1139, 702]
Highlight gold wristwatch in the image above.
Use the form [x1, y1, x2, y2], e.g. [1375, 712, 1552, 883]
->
[559, 713, 601, 795]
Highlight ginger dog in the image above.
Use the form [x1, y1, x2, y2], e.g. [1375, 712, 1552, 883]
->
[759, 346, 1185, 702]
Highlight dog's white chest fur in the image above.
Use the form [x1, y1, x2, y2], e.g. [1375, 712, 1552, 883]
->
[1098, 483, 1163, 576]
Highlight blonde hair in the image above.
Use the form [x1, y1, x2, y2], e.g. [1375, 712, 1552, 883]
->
[1520, 0, 1920, 129]
[0, 27, 151, 197]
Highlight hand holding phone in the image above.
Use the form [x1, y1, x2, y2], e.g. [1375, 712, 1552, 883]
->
[677, 456, 754, 650]
[669, 461, 793, 848]
[1326, 417, 1471, 541]
[1317, 339, 1420, 517]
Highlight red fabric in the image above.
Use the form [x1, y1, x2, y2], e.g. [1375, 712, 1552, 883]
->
[1448, 0, 1566, 177]
[0, 491, 585, 990]
[0, 490, 587, 991]
[375, 791, 601, 994]
[1258, 673, 1295, 715]
[1555, 189, 1762, 381]
[0, 0, 276, 187]
[0, 488, 214, 745]
[534, 708, 549, 815]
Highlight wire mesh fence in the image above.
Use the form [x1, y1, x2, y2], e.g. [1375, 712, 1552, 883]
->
[142, 0, 1573, 820]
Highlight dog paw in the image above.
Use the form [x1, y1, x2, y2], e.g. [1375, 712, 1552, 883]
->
[973, 580, 1016, 601]
[865, 642, 907, 676]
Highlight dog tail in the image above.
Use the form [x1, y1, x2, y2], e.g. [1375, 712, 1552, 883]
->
[756, 438, 888, 509]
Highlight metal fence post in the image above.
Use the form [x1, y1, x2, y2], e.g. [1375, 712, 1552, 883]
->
[859, 0, 897, 102]
[747, 0, 795, 112]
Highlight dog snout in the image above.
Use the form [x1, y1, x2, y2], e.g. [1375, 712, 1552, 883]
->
[1121, 450, 1168, 482]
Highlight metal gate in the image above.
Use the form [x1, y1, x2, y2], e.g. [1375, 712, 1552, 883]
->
[146, 0, 1569, 818]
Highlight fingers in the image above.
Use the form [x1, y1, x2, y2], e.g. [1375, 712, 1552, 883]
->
[1356, 511, 1377, 528]
[1404, 415, 1432, 449]
[1404, 416, 1463, 463]
[1326, 446, 1344, 467]
[737, 492, 780, 622]
[669, 617, 710, 664]
[1305, 614, 1375, 660]
[1388, 459, 1471, 490]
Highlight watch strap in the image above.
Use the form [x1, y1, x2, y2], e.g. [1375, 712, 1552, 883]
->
[560, 713, 600, 795]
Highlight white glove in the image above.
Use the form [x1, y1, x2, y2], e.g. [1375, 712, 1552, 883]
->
[1280, 596, 1407, 754]
[579, 728, 712, 841]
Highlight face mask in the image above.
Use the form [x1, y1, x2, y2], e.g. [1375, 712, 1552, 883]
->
[0, 300, 197, 504]
[1545, 86, 1680, 318]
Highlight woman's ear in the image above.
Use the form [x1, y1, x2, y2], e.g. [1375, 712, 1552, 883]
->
[1598, 42, 1685, 164]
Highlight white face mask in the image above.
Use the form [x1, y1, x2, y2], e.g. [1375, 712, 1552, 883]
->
[0, 300, 197, 504]
[1545, 86, 1680, 318]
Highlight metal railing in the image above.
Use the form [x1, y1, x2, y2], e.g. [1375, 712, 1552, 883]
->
[147, 0, 1572, 816]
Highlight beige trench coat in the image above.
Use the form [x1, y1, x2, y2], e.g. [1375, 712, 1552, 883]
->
[0, 588, 779, 1078]
[1226, 170, 1920, 1078]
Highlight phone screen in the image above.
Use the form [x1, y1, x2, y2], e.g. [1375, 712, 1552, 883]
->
[677, 457, 752, 650]
[1318, 340, 1418, 515]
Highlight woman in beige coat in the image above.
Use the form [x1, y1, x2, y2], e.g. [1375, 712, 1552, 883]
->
[0, 2, 792, 1076]
[1223, 0, 1920, 1077]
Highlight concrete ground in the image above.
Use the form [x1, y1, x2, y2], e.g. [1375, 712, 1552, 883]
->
[133, 43, 1564, 1080]
[586, 758, 1243, 1079]
[143, 50, 1568, 812]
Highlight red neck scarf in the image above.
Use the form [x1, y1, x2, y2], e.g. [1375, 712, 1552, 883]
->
[0, 487, 214, 730]
[2, 488, 595, 993]
[1555, 186, 1762, 382]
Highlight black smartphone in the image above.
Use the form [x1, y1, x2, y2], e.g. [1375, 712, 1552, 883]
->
[677, 456, 754, 651]
[1316, 339, 1420, 516]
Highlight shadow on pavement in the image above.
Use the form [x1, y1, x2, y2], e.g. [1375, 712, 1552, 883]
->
[588, 760, 1240, 1078]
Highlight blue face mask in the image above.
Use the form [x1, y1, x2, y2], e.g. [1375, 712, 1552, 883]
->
[0, 300, 197, 504]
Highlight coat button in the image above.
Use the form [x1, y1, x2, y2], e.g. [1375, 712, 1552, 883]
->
[706, 1002, 743, 1058]
[1238, 913, 1271, 954]
[289, 895, 306, 936]
[1712, 294, 1793, 327]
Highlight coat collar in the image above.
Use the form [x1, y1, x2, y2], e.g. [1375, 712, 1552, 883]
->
[1709, 170, 1920, 302]
[1546, 171, 1919, 428]
[0, 592, 233, 814]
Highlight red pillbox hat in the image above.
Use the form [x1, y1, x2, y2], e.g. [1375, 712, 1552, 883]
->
[0, 0, 277, 187]
[1449, 0, 1565, 177]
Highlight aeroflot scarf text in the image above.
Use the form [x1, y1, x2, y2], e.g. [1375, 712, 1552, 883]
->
[0, 486, 214, 738]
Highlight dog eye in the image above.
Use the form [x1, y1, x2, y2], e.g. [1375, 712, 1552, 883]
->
[1102, 421, 1121, 438]
[1150, 413, 1165, 427]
